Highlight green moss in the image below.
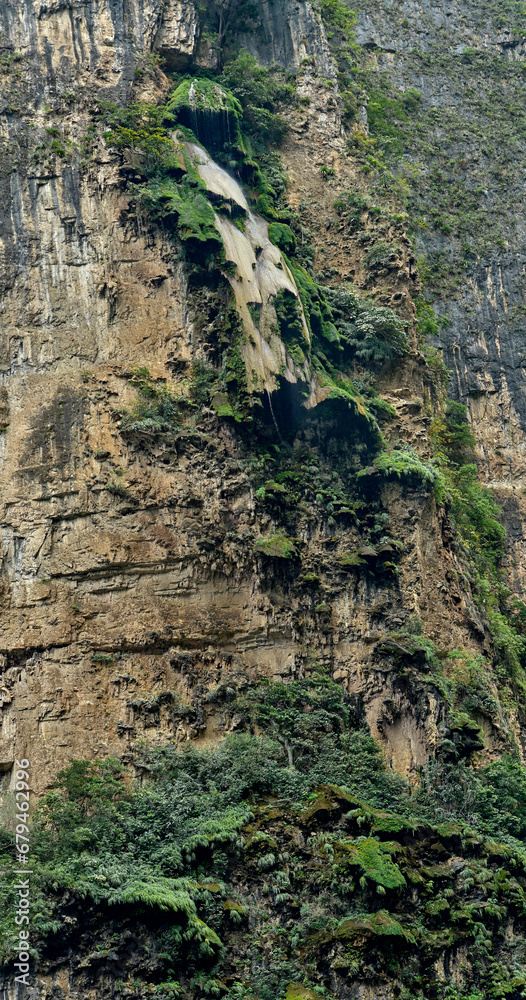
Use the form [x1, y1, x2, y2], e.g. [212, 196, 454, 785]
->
[135, 176, 222, 248]
[253, 533, 298, 558]
[284, 257, 337, 344]
[167, 80, 243, 153]
[337, 551, 365, 568]
[336, 837, 406, 889]
[336, 910, 416, 943]
[285, 986, 320, 1000]
[219, 322, 258, 422]
[168, 79, 242, 118]
[211, 393, 235, 418]
[274, 289, 308, 347]
[268, 222, 297, 255]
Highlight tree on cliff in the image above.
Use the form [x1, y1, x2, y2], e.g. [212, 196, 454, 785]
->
[197, 0, 263, 68]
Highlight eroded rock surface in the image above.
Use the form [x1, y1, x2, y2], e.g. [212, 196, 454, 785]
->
[0, 0, 520, 796]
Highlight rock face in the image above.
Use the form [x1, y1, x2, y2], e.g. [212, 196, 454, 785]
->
[0, 0, 519, 796]
[348, 0, 526, 582]
[237, 0, 337, 79]
[155, 1, 199, 69]
[2, 1, 526, 998]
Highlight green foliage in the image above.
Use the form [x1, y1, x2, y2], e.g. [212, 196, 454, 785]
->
[168, 79, 241, 117]
[449, 464, 505, 570]
[441, 401, 476, 466]
[336, 910, 415, 943]
[98, 101, 176, 169]
[235, 677, 406, 806]
[275, 289, 307, 349]
[319, 0, 356, 36]
[268, 222, 297, 255]
[167, 79, 243, 153]
[33, 758, 128, 860]
[247, 445, 362, 531]
[322, 284, 408, 362]
[7, 672, 526, 997]
[360, 447, 444, 491]
[118, 367, 182, 435]
[95, 57, 404, 470]
[134, 176, 223, 249]
[217, 316, 258, 422]
[194, 0, 263, 68]
[98, 100, 227, 261]
[189, 360, 218, 406]
[20, 693, 406, 965]
[415, 298, 448, 343]
[433, 401, 505, 574]
[253, 533, 298, 558]
[419, 753, 526, 841]
[337, 837, 406, 889]
[285, 259, 338, 345]
[365, 87, 422, 160]
[333, 190, 372, 231]
[343, 40, 526, 287]
[219, 51, 294, 144]
[487, 608, 526, 676]
[364, 240, 399, 269]
[318, 0, 357, 66]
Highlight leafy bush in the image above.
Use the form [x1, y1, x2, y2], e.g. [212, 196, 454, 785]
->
[119, 367, 182, 435]
[220, 51, 294, 144]
[419, 753, 526, 840]
[323, 285, 408, 362]
[359, 447, 444, 491]
[234, 677, 407, 806]
[364, 241, 399, 269]
[17, 690, 407, 963]
[449, 464, 505, 570]
[98, 101, 176, 170]
[440, 400, 476, 466]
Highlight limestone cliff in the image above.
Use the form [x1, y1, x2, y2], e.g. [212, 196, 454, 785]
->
[1, 1, 526, 999]
[0, 0, 480, 795]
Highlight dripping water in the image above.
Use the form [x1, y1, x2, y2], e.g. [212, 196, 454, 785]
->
[266, 388, 285, 444]
[225, 107, 233, 150]
[188, 79, 198, 139]
[184, 80, 235, 153]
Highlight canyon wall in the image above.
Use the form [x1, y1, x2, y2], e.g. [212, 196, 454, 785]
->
[0, 0, 499, 800]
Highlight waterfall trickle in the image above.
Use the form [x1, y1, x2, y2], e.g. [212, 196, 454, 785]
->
[187, 80, 201, 141]
[168, 79, 241, 153]
[266, 388, 285, 444]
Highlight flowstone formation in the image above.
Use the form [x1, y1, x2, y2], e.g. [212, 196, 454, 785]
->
[2, 1, 526, 999]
